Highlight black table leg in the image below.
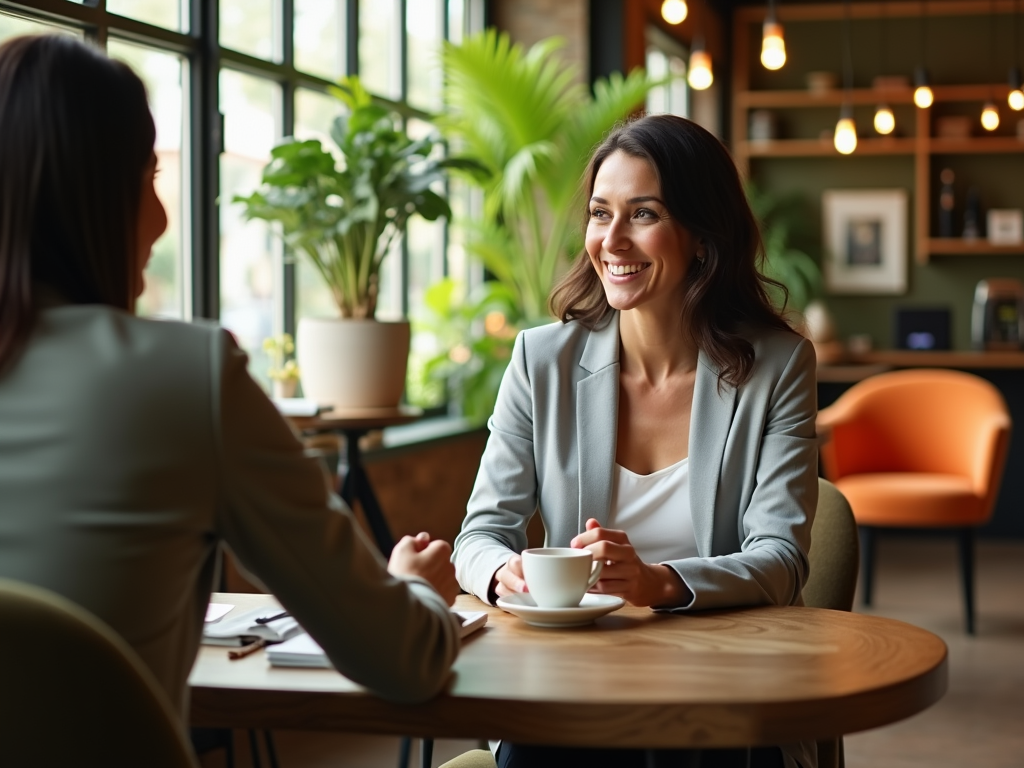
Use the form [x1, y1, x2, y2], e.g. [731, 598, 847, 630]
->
[338, 428, 396, 556]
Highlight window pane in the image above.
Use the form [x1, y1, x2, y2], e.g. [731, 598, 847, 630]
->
[447, 0, 465, 44]
[406, 0, 443, 111]
[359, 0, 400, 99]
[0, 13, 76, 40]
[108, 40, 188, 320]
[405, 118, 445, 318]
[294, 88, 343, 321]
[220, 70, 282, 387]
[221, 0, 280, 62]
[108, 0, 186, 33]
[294, 0, 345, 80]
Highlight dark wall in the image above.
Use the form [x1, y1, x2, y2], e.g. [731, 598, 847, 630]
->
[589, 0, 624, 87]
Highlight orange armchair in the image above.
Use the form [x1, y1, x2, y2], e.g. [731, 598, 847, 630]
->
[817, 369, 1011, 634]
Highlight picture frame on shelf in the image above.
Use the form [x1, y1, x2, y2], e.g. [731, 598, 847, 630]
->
[822, 189, 908, 295]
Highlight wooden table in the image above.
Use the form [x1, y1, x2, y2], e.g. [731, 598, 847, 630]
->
[189, 593, 948, 749]
[287, 406, 421, 555]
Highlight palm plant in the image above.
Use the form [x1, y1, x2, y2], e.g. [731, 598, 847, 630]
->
[440, 30, 659, 321]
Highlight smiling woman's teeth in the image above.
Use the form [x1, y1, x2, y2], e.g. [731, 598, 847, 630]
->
[608, 263, 648, 276]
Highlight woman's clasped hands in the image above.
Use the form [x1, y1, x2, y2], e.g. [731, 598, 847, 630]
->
[570, 519, 690, 607]
[493, 519, 691, 608]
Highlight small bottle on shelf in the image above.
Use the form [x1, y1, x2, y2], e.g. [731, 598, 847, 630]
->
[938, 168, 955, 238]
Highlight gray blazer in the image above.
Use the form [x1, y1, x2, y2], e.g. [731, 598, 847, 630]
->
[453, 313, 819, 768]
[0, 304, 459, 723]
[453, 312, 818, 610]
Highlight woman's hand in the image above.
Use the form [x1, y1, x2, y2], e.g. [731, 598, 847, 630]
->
[571, 519, 691, 608]
[490, 553, 528, 601]
[388, 532, 459, 606]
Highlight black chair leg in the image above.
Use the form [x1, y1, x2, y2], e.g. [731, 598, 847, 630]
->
[398, 737, 412, 768]
[263, 730, 279, 768]
[247, 729, 263, 768]
[420, 738, 434, 768]
[957, 527, 976, 635]
[859, 526, 875, 606]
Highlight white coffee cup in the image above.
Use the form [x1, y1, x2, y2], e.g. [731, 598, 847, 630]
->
[521, 548, 603, 608]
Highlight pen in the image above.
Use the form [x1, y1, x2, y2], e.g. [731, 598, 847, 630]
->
[255, 611, 290, 624]
[229, 638, 268, 660]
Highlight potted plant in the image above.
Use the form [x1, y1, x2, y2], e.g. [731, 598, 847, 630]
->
[236, 76, 475, 409]
[263, 333, 300, 399]
[410, 30, 659, 420]
[745, 183, 840, 360]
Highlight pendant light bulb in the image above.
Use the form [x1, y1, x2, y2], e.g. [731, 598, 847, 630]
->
[761, 21, 787, 70]
[981, 101, 1000, 131]
[688, 48, 713, 90]
[1009, 68, 1024, 111]
[661, 0, 688, 25]
[834, 106, 857, 155]
[873, 104, 895, 135]
[913, 67, 934, 109]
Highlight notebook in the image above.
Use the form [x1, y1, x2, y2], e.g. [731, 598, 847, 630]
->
[202, 606, 303, 647]
[266, 610, 488, 668]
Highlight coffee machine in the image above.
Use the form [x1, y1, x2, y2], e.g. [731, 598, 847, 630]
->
[972, 279, 1024, 350]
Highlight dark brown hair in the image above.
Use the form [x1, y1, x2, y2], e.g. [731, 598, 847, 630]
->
[549, 114, 792, 387]
[0, 35, 155, 371]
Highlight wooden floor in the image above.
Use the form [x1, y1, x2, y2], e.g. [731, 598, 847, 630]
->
[198, 537, 1024, 768]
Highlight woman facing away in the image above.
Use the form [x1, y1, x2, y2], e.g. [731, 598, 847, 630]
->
[452, 115, 819, 768]
[0, 34, 461, 730]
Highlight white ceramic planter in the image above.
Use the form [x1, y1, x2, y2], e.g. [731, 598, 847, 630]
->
[296, 318, 410, 410]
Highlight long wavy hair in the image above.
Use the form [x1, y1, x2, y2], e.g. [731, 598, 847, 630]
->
[549, 114, 791, 387]
[0, 35, 155, 372]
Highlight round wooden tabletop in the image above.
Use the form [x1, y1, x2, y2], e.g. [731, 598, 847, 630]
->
[190, 594, 948, 748]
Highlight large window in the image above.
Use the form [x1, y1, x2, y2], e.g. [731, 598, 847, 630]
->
[0, 0, 485, 389]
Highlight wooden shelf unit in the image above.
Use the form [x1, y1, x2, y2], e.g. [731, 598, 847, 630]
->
[731, 3, 1024, 265]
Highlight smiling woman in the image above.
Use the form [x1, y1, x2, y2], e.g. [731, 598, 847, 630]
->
[453, 115, 820, 768]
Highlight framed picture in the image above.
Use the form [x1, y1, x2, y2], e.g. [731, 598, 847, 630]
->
[822, 189, 908, 295]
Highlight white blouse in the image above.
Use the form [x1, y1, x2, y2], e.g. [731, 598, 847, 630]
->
[607, 457, 698, 563]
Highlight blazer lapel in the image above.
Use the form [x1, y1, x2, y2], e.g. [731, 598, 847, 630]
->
[690, 351, 737, 556]
[576, 313, 620, 533]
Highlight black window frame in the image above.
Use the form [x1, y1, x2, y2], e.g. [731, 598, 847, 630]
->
[0, 0, 484, 340]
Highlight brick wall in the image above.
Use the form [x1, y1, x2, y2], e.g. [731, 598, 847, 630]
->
[492, 0, 589, 84]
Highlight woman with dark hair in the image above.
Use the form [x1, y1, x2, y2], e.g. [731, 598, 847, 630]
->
[0, 34, 461, 730]
[453, 115, 817, 768]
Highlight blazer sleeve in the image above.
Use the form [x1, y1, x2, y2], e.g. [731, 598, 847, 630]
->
[210, 331, 460, 703]
[452, 330, 537, 603]
[663, 337, 818, 611]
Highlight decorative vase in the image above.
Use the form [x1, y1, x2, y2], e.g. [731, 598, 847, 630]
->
[296, 318, 410, 410]
[272, 378, 298, 399]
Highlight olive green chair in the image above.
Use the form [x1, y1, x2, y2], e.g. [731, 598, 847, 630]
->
[438, 749, 496, 768]
[0, 578, 196, 768]
[802, 478, 860, 768]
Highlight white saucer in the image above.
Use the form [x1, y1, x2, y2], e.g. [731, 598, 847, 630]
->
[496, 593, 625, 627]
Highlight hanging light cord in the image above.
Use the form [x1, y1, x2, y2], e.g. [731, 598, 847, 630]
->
[991, 0, 997, 91]
[842, 0, 854, 93]
[767, 0, 777, 23]
[1015, 0, 1020, 73]
[879, 0, 887, 76]
[920, 0, 928, 71]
